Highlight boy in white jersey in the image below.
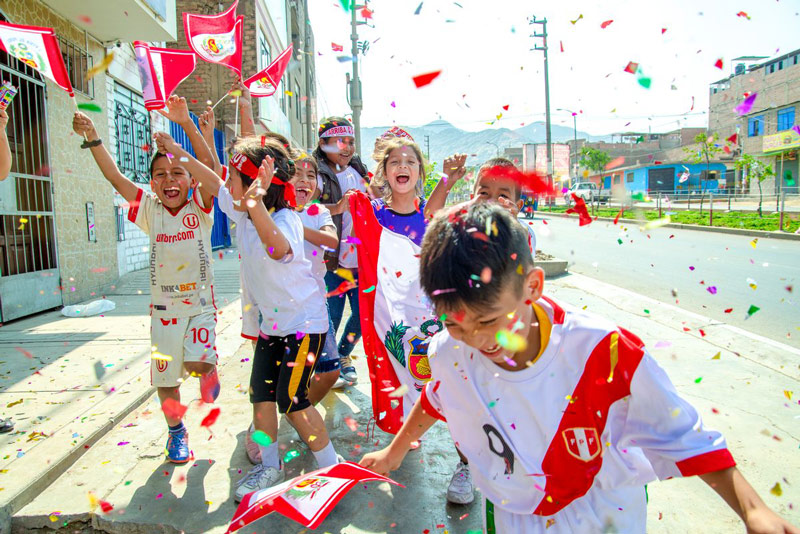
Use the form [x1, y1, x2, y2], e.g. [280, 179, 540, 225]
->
[361, 203, 797, 533]
[73, 99, 220, 465]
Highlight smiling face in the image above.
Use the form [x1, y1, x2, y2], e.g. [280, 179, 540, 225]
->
[149, 155, 194, 210]
[320, 136, 355, 170]
[383, 146, 421, 196]
[290, 159, 318, 207]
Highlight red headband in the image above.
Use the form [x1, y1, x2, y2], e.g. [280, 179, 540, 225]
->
[230, 152, 297, 208]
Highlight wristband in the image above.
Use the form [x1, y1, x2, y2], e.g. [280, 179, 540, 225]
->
[81, 138, 102, 149]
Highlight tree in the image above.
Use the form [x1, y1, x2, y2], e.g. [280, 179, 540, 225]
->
[578, 147, 612, 174]
[734, 154, 774, 218]
[683, 132, 723, 214]
[423, 161, 473, 205]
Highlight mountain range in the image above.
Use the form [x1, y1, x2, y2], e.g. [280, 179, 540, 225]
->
[358, 120, 612, 170]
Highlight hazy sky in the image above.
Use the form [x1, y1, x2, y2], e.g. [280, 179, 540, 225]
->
[307, 0, 800, 135]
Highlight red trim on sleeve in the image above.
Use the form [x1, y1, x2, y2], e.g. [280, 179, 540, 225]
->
[540, 295, 565, 325]
[241, 333, 258, 341]
[193, 190, 214, 214]
[128, 188, 144, 223]
[676, 449, 736, 477]
[420, 384, 446, 422]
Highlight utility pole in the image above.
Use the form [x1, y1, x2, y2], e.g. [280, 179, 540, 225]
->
[530, 16, 552, 198]
[424, 134, 430, 160]
[348, 4, 367, 151]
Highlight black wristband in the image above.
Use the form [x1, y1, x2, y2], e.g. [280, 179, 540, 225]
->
[80, 138, 102, 149]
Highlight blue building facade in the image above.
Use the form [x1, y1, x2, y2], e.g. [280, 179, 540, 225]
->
[592, 162, 729, 195]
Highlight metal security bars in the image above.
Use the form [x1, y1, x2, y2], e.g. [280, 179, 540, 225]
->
[114, 83, 151, 183]
[57, 36, 94, 98]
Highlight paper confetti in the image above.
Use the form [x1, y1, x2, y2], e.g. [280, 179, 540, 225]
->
[770, 482, 782, 496]
[736, 11, 750, 20]
[570, 14, 583, 24]
[624, 61, 639, 74]
[77, 102, 103, 113]
[600, 20, 614, 29]
[412, 70, 442, 88]
[496, 330, 527, 352]
[200, 407, 221, 429]
[251, 430, 273, 446]
[414, 2, 423, 15]
[714, 58, 723, 70]
[746, 304, 760, 317]
[161, 398, 188, 419]
[86, 52, 115, 80]
[734, 93, 757, 116]
[644, 215, 671, 230]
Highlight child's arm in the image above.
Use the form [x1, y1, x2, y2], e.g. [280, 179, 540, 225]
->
[359, 397, 438, 476]
[303, 224, 338, 250]
[246, 160, 292, 260]
[700, 468, 799, 533]
[153, 131, 224, 197]
[73, 112, 140, 202]
[198, 106, 223, 176]
[233, 81, 256, 137]
[0, 109, 12, 181]
[424, 153, 467, 220]
[157, 95, 216, 207]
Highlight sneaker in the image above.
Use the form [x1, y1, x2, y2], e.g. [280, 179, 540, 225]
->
[235, 463, 284, 502]
[0, 418, 13, 434]
[244, 425, 262, 464]
[199, 367, 221, 404]
[340, 366, 358, 385]
[165, 427, 190, 464]
[446, 462, 475, 504]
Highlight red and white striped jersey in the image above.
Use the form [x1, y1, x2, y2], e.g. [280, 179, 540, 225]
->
[421, 296, 734, 532]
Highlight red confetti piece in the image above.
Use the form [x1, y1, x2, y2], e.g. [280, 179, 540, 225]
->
[613, 207, 624, 225]
[331, 42, 344, 52]
[78, 15, 92, 24]
[15, 347, 35, 359]
[566, 194, 592, 226]
[502, 104, 509, 111]
[140, 144, 151, 152]
[600, 20, 614, 29]
[736, 11, 750, 19]
[99, 500, 113, 513]
[727, 133, 738, 144]
[560, 41, 564, 53]
[395, 271, 403, 278]
[699, 329, 706, 337]
[724, 308, 733, 313]
[161, 398, 188, 420]
[200, 407, 221, 429]
[624, 61, 639, 74]
[344, 416, 358, 431]
[306, 203, 320, 216]
[412, 70, 442, 88]
[360, 6, 373, 18]
[714, 58, 723, 69]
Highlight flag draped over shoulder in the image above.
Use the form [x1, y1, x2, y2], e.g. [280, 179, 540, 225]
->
[133, 42, 196, 110]
[243, 44, 293, 98]
[183, 0, 243, 77]
[0, 21, 73, 96]
[349, 192, 443, 435]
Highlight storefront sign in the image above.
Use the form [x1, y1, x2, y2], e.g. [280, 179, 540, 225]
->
[763, 130, 800, 153]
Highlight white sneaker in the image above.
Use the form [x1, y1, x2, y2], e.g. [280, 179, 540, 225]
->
[446, 462, 475, 504]
[235, 463, 284, 502]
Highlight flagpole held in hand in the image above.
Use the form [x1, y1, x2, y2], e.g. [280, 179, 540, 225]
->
[71, 95, 87, 141]
[209, 92, 228, 111]
[234, 95, 240, 138]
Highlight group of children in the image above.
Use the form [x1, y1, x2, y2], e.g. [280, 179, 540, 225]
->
[71, 89, 796, 532]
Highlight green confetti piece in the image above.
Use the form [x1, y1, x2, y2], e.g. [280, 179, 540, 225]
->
[339, 0, 351, 10]
[747, 304, 760, 316]
[251, 430, 272, 446]
[488, 401, 497, 408]
[77, 102, 102, 113]
[439, 313, 447, 321]
[637, 75, 652, 89]
[283, 449, 300, 463]
[124, 480, 132, 486]
[644, 309, 650, 314]
[694, 377, 703, 383]
[362, 285, 376, 293]
[617, 238, 623, 245]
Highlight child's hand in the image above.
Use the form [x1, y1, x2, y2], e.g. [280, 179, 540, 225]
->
[337, 189, 358, 214]
[244, 159, 274, 209]
[153, 131, 179, 156]
[156, 95, 191, 125]
[0, 109, 8, 131]
[359, 447, 404, 477]
[198, 106, 215, 138]
[231, 80, 252, 107]
[72, 112, 98, 139]
[744, 506, 800, 534]
[442, 154, 467, 185]
[496, 196, 520, 218]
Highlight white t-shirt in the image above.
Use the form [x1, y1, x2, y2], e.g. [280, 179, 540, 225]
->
[520, 219, 537, 255]
[128, 189, 215, 318]
[319, 166, 367, 269]
[218, 186, 328, 336]
[297, 205, 334, 295]
[421, 296, 734, 532]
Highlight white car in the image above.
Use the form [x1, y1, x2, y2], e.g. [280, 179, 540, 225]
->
[564, 182, 600, 204]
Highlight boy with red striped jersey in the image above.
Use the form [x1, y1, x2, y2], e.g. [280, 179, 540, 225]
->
[361, 202, 797, 533]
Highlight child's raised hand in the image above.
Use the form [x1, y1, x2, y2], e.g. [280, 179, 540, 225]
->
[496, 196, 520, 218]
[443, 153, 467, 184]
[156, 95, 191, 125]
[153, 131, 179, 156]
[231, 80, 251, 106]
[72, 112, 97, 138]
[198, 106, 215, 137]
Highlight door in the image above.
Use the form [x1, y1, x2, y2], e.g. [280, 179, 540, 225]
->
[0, 38, 61, 322]
[648, 167, 675, 193]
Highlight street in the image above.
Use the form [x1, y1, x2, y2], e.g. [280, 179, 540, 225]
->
[530, 214, 800, 348]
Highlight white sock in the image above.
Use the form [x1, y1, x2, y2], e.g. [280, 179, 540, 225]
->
[259, 442, 280, 470]
[312, 441, 339, 468]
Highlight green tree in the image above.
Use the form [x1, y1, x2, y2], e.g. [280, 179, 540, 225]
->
[578, 147, 612, 174]
[423, 161, 473, 205]
[683, 132, 723, 214]
[735, 154, 774, 218]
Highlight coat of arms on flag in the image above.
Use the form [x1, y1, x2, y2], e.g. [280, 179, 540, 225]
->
[183, 0, 243, 77]
[0, 21, 74, 96]
[562, 427, 601, 462]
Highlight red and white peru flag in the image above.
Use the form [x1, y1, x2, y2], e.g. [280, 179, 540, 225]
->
[349, 192, 443, 435]
[183, 0, 243, 77]
[244, 44, 293, 98]
[133, 42, 196, 110]
[0, 21, 73, 96]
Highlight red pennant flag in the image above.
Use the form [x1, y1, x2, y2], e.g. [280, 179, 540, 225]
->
[243, 44, 293, 98]
[0, 21, 73, 96]
[566, 194, 593, 226]
[226, 462, 401, 532]
[183, 1, 243, 77]
[133, 42, 196, 110]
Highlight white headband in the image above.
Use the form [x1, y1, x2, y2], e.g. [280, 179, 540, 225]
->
[320, 125, 355, 138]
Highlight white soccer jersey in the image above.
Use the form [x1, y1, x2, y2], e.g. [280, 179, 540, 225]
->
[421, 296, 735, 533]
[128, 189, 215, 318]
[297, 204, 334, 296]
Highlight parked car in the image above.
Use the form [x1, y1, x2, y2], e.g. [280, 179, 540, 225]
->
[564, 182, 610, 205]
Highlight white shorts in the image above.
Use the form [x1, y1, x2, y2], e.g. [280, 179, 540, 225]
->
[150, 311, 218, 387]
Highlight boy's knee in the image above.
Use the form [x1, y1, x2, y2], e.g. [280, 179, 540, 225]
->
[185, 362, 214, 375]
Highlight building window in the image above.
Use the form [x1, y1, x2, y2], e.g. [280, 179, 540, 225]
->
[57, 36, 94, 97]
[748, 115, 764, 137]
[778, 60, 783, 71]
[258, 29, 271, 69]
[626, 172, 634, 183]
[768, 64, 775, 74]
[613, 176, 620, 185]
[777, 107, 795, 131]
[114, 83, 151, 183]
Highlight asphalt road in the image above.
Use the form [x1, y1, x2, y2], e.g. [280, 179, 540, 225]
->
[530, 214, 800, 348]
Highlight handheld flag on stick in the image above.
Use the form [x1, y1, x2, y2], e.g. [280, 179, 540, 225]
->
[0, 21, 73, 96]
[133, 42, 196, 110]
[243, 44, 293, 97]
[183, 1, 243, 77]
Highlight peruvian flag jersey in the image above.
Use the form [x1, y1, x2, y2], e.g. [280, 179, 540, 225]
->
[128, 189, 215, 318]
[421, 296, 735, 532]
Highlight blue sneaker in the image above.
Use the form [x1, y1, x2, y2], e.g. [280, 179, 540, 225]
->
[165, 427, 190, 464]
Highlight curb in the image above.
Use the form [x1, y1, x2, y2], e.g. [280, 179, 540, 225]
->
[537, 259, 568, 277]
[536, 212, 800, 241]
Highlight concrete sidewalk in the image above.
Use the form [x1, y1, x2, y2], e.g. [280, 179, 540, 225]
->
[0, 249, 244, 533]
[8, 270, 800, 533]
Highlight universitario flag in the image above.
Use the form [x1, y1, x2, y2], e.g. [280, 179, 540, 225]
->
[0, 21, 73, 96]
[226, 462, 401, 532]
[243, 44, 293, 97]
[133, 42, 197, 110]
[349, 192, 444, 434]
[183, 0, 243, 77]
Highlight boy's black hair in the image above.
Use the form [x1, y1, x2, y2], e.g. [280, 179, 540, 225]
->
[475, 157, 522, 201]
[149, 153, 168, 177]
[420, 202, 534, 313]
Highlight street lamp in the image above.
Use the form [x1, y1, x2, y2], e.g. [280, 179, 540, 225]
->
[557, 108, 578, 184]
[486, 141, 501, 157]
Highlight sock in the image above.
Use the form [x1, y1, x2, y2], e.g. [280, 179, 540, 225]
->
[259, 442, 280, 470]
[169, 422, 185, 434]
[312, 441, 338, 468]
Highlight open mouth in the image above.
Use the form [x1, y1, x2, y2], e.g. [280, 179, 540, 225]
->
[396, 173, 410, 184]
[164, 187, 181, 200]
[296, 186, 312, 202]
[479, 344, 501, 357]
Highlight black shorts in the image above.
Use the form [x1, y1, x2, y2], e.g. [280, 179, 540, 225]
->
[250, 332, 325, 413]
